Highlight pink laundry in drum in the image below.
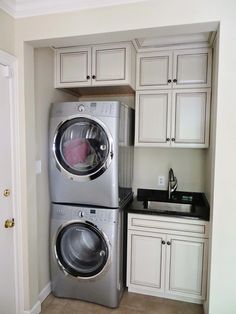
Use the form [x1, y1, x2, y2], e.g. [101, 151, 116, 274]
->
[63, 139, 90, 166]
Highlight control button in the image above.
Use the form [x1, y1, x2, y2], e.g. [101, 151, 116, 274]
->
[78, 105, 85, 112]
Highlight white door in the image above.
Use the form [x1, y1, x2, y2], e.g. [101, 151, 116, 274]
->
[127, 230, 166, 294]
[165, 235, 208, 301]
[135, 91, 171, 147]
[92, 43, 127, 86]
[0, 63, 17, 314]
[173, 48, 212, 88]
[55, 46, 92, 87]
[136, 51, 172, 90]
[171, 88, 211, 148]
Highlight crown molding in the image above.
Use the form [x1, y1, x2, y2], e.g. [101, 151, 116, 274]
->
[0, 0, 15, 16]
[0, 0, 149, 18]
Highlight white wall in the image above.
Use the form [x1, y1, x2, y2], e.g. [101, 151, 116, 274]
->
[134, 148, 206, 194]
[0, 9, 14, 54]
[204, 30, 219, 314]
[14, 1, 236, 313]
[34, 47, 77, 292]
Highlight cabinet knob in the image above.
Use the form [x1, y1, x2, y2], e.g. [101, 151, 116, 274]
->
[173, 79, 177, 83]
[86, 75, 90, 79]
[161, 240, 166, 245]
[166, 138, 170, 142]
[171, 138, 175, 142]
[92, 75, 96, 79]
[167, 79, 172, 83]
[167, 241, 171, 245]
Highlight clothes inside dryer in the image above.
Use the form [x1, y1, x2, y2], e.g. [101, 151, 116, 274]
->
[54, 117, 111, 177]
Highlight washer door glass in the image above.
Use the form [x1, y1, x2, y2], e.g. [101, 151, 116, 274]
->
[54, 118, 110, 177]
[56, 222, 109, 278]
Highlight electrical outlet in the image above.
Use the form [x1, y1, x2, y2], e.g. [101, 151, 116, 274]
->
[158, 176, 165, 186]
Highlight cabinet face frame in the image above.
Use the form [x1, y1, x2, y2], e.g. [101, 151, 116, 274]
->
[136, 51, 173, 90]
[171, 88, 211, 148]
[172, 48, 212, 89]
[55, 46, 92, 87]
[135, 90, 172, 147]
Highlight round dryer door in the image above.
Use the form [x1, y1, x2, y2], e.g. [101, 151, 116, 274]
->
[54, 117, 113, 181]
[55, 222, 110, 278]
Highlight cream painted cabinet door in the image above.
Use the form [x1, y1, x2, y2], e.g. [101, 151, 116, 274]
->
[173, 48, 212, 88]
[127, 230, 166, 295]
[92, 43, 132, 86]
[136, 51, 172, 90]
[55, 46, 92, 87]
[165, 235, 208, 302]
[171, 89, 211, 148]
[135, 91, 171, 147]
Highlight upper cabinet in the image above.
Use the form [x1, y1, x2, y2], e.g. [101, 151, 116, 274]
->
[136, 48, 212, 90]
[55, 42, 136, 89]
[135, 88, 211, 148]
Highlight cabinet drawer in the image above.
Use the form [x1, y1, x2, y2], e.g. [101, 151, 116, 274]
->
[128, 213, 208, 238]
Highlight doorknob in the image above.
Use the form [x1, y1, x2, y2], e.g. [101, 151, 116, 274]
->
[4, 218, 15, 228]
[3, 189, 10, 197]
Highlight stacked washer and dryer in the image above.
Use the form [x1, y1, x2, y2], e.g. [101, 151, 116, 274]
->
[49, 101, 134, 308]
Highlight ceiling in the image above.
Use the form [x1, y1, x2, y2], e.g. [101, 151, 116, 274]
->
[0, 0, 149, 18]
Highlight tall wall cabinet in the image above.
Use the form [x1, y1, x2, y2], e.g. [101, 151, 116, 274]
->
[135, 48, 212, 148]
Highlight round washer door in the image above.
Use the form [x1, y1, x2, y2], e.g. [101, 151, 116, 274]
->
[55, 222, 110, 278]
[53, 117, 113, 181]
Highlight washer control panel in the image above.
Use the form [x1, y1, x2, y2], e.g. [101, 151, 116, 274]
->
[53, 204, 118, 223]
[72, 207, 115, 223]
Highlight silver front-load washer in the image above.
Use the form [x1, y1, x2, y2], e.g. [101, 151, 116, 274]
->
[49, 101, 134, 208]
[50, 203, 124, 308]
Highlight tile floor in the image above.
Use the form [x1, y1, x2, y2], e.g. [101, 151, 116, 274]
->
[41, 290, 204, 314]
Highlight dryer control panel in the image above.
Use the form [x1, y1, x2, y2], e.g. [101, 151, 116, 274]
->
[51, 101, 119, 118]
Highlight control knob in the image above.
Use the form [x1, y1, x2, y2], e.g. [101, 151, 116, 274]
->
[78, 211, 84, 218]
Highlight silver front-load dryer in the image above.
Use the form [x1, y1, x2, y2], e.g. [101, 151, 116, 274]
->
[50, 203, 124, 308]
[49, 101, 119, 208]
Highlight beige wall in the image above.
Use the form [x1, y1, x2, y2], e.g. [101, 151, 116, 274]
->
[0, 9, 14, 54]
[34, 47, 77, 292]
[133, 148, 206, 194]
[13, 1, 236, 313]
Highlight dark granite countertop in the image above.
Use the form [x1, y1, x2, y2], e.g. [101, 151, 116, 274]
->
[126, 189, 210, 221]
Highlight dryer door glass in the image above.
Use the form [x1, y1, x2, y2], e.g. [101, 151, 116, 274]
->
[56, 222, 109, 278]
[54, 117, 111, 178]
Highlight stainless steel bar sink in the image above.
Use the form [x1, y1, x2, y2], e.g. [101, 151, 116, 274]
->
[147, 201, 193, 213]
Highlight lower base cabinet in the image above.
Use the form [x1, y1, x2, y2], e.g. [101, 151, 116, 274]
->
[127, 214, 209, 304]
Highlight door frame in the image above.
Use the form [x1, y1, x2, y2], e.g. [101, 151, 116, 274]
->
[0, 49, 24, 314]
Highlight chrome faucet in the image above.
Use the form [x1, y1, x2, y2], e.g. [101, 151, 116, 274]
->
[168, 168, 178, 199]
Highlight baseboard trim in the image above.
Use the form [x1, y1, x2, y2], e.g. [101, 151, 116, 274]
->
[203, 300, 208, 314]
[24, 301, 41, 314]
[39, 282, 52, 303]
